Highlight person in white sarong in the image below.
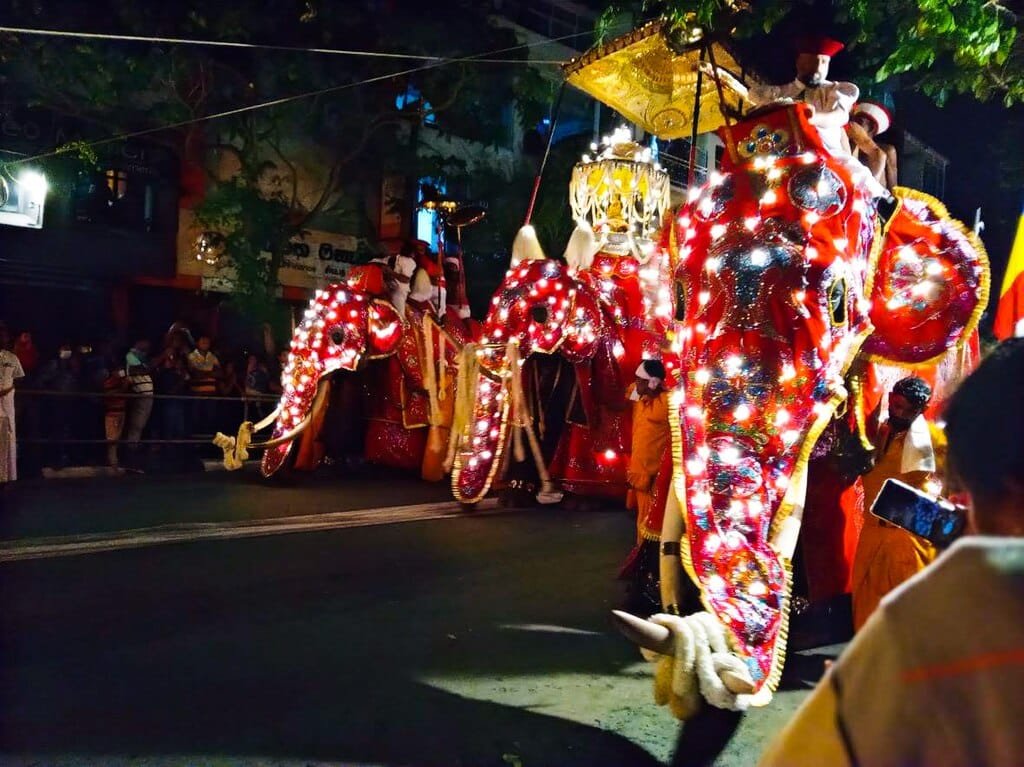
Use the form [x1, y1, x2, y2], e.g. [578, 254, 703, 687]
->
[0, 322, 26, 486]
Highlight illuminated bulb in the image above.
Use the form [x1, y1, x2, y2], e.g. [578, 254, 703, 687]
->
[709, 171, 725, 186]
[744, 217, 760, 230]
[767, 167, 782, 181]
[805, 211, 820, 224]
[749, 581, 768, 596]
[733, 404, 751, 421]
[687, 405, 702, 419]
[719, 446, 739, 464]
[924, 479, 943, 496]
[687, 187, 702, 203]
[705, 535, 722, 554]
[858, 299, 873, 313]
[705, 257, 721, 272]
[697, 445, 711, 460]
[707, 574, 727, 591]
[780, 364, 796, 382]
[686, 459, 704, 475]
[782, 430, 800, 445]
[604, 448, 617, 461]
[801, 152, 816, 163]
[695, 368, 711, 385]
[794, 290, 806, 302]
[760, 190, 777, 205]
[750, 248, 768, 266]
[806, 246, 818, 260]
[696, 322, 707, 334]
[710, 224, 727, 239]
[775, 409, 790, 427]
[698, 290, 710, 305]
[926, 262, 944, 276]
[835, 238, 848, 250]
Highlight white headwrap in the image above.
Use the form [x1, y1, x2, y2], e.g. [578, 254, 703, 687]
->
[632, 362, 663, 400]
[635, 362, 663, 388]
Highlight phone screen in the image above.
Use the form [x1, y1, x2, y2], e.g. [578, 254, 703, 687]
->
[870, 479, 966, 548]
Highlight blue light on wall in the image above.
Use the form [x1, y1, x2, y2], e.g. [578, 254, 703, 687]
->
[417, 178, 445, 250]
[396, 85, 436, 125]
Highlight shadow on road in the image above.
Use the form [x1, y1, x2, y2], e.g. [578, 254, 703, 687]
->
[0, 510, 666, 766]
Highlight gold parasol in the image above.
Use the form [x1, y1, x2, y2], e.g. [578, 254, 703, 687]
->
[563, 19, 755, 139]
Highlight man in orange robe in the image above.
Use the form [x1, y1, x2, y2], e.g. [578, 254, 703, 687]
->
[621, 359, 671, 611]
[851, 376, 947, 629]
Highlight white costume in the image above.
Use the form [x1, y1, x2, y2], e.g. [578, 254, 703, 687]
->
[0, 349, 25, 482]
[389, 254, 417, 317]
[748, 79, 889, 199]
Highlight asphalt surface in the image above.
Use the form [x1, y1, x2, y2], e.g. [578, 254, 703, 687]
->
[0, 473, 831, 766]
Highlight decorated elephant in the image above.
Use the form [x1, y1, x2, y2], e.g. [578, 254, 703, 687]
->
[450, 130, 674, 505]
[614, 102, 988, 714]
[215, 265, 477, 482]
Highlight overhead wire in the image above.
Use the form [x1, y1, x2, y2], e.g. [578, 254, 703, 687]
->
[0, 25, 570, 63]
[3, 29, 587, 167]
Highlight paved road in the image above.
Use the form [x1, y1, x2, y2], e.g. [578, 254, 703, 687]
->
[0, 474, 830, 766]
[0, 466, 456, 541]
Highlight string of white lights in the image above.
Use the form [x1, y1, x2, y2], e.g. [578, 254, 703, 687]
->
[2, 31, 583, 167]
[0, 25, 572, 64]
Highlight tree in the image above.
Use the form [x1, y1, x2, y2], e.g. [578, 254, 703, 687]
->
[0, 0, 551, 326]
[600, 0, 1022, 105]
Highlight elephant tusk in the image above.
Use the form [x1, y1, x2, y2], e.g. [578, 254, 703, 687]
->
[252, 404, 282, 432]
[248, 414, 312, 449]
[611, 610, 674, 655]
[612, 610, 758, 696]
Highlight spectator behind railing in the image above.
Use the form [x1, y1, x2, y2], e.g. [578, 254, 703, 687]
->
[760, 339, 1024, 766]
[101, 350, 131, 470]
[125, 337, 154, 472]
[187, 335, 221, 436]
[36, 341, 81, 470]
[245, 353, 273, 422]
[153, 343, 191, 472]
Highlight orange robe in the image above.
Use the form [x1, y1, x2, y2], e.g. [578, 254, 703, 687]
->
[626, 386, 670, 541]
[851, 420, 946, 629]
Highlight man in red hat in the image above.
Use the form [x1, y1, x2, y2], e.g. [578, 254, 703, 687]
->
[848, 101, 898, 191]
[748, 36, 857, 153]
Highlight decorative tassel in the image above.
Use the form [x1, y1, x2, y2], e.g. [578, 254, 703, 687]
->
[444, 343, 480, 472]
[563, 218, 599, 273]
[511, 224, 546, 266]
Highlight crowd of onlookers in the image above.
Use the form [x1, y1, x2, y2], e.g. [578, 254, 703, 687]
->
[3, 321, 285, 475]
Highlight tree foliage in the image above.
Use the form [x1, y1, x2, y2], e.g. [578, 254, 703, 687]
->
[0, 0, 551, 325]
[601, 0, 1022, 105]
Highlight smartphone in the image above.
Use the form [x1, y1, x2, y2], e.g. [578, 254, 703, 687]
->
[870, 478, 967, 548]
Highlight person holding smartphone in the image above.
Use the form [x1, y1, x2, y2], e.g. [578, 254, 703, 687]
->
[760, 339, 1024, 766]
[850, 376, 946, 630]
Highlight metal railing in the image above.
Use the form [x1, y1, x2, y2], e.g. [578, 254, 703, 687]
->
[11, 389, 280, 461]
